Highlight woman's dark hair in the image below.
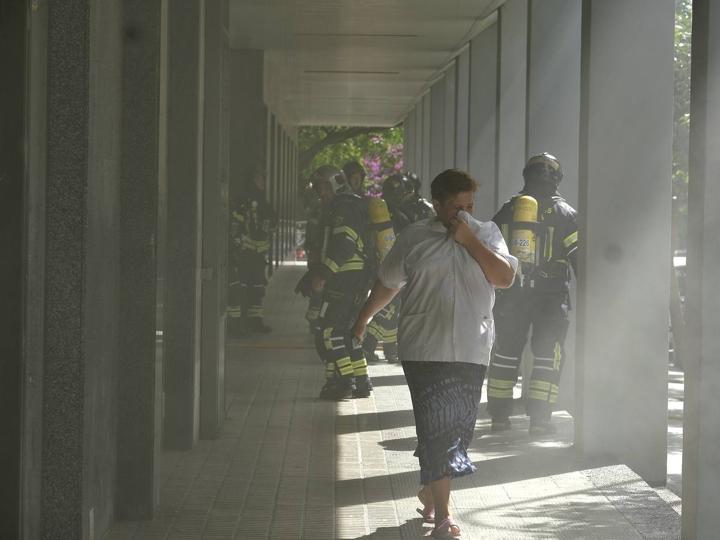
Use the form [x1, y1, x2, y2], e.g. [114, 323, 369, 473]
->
[430, 169, 479, 203]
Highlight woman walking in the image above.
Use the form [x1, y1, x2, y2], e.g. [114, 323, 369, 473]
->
[353, 169, 517, 538]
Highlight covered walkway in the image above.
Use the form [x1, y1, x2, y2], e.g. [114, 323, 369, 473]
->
[105, 266, 680, 540]
[4, 1, 720, 538]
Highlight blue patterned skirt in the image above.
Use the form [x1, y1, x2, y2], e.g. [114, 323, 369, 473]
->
[402, 361, 486, 485]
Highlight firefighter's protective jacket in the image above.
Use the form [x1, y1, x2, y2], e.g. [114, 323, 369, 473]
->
[493, 193, 577, 291]
[319, 192, 372, 281]
[231, 185, 278, 255]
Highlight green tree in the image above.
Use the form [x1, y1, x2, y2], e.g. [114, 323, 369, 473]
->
[298, 126, 404, 191]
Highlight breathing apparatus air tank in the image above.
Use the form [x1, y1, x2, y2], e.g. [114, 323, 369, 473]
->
[510, 195, 539, 265]
[368, 198, 396, 262]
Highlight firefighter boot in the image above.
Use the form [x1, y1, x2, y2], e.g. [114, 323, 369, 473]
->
[318, 376, 355, 401]
[353, 376, 373, 398]
[529, 413, 556, 437]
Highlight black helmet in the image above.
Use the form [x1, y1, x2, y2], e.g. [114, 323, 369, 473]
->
[382, 173, 413, 206]
[522, 152, 563, 184]
[405, 171, 422, 195]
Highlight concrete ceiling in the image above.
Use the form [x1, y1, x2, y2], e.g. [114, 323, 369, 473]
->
[230, 0, 503, 127]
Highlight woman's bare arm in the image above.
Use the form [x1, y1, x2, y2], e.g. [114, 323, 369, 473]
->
[352, 280, 401, 341]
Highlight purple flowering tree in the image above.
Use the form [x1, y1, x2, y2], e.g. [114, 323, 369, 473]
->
[299, 126, 405, 194]
[362, 136, 404, 197]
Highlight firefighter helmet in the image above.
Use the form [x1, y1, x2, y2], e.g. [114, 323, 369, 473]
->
[406, 171, 422, 195]
[382, 173, 413, 206]
[523, 152, 563, 184]
[310, 165, 348, 194]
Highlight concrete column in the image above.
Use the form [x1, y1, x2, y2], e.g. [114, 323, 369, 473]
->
[682, 0, 720, 536]
[230, 49, 265, 206]
[284, 129, 290, 258]
[526, 0, 582, 413]
[404, 111, 415, 174]
[199, 0, 229, 440]
[163, 0, 204, 450]
[278, 129, 285, 258]
[1, 2, 27, 536]
[421, 93, 431, 194]
[116, 0, 163, 519]
[27, 0, 125, 537]
[576, 0, 674, 484]
[443, 61, 457, 169]
[497, 0, 528, 204]
[455, 48, 471, 172]
[429, 80, 446, 181]
[22, 4, 48, 538]
[40, 5, 94, 531]
[414, 104, 423, 179]
[84, 3, 124, 535]
[527, 0, 581, 207]
[283, 130, 288, 258]
[270, 116, 280, 267]
[468, 23, 499, 220]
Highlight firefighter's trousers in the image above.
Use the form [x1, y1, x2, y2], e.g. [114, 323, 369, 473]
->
[305, 291, 323, 331]
[228, 249, 267, 322]
[362, 295, 400, 359]
[486, 289, 569, 422]
[315, 272, 370, 383]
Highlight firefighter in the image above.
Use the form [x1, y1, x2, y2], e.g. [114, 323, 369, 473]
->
[297, 169, 375, 400]
[401, 171, 435, 224]
[297, 166, 339, 333]
[342, 160, 367, 195]
[362, 173, 435, 363]
[228, 164, 278, 336]
[486, 153, 578, 436]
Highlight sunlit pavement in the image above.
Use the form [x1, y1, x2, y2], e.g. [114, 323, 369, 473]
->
[106, 265, 681, 539]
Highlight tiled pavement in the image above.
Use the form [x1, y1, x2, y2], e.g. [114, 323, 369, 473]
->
[106, 264, 681, 539]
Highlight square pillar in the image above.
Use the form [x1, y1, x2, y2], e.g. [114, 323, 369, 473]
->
[576, 0, 675, 484]
[497, 0, 528, 204]
[163, 0, 204, 450]
[116, 0, 163, 519]
[455, 48, 471, 172]
[404, 111, 416, 174]
[230, 49, 266, 206]
[468, 22, 499, 219]
[199, 0, 229, 440]
[682, 0, 720, 536]
[527, 0, 581, 208]
[429, 80, 446, 180]
[421, 93, 432, 193]
[414, 103, 423, 180]
[1, 2, 27, 537]
[443, 61, 457, 169]
[526, 0, 582, 414]
[28, 0, 125, 537]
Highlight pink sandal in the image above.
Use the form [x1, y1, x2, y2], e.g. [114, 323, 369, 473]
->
[431, 517, 461, 538]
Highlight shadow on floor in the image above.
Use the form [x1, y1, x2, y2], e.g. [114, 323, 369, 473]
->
[378, 436, 417, 452]
[348, 518, 428, 539]
[366, 373, 408, 387]
[335, 409, 416, 434]
[335, 447, 620, 508]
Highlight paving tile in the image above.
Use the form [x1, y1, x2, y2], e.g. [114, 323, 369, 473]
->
[104, 265, 681, 540]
